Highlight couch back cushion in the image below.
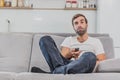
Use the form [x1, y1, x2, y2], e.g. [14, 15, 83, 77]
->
[30, 33, 114, 72]
[96, 37, 114, 59]
[30, 34, 66, 72]
[0, 33, 33, 72]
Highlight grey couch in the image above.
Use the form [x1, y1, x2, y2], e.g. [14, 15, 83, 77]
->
[0, 32, 120, 80]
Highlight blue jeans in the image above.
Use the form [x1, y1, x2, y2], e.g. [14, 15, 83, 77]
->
[39, 36, 97, 74]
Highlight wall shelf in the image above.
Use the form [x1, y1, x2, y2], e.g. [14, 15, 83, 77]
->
[64, 8, 96, 10]
[0, 7, 32, 9]
[0, 7, 96, 10]
[32, 8, 96, 10]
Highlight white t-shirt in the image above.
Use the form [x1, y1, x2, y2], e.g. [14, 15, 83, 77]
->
[60, 36, 105, 58]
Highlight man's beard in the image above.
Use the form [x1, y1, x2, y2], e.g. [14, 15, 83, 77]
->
[75, 29, 87, 36]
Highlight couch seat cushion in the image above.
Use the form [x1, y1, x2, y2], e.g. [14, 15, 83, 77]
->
[15, 72, 120, 80]
[0, 72, 16, 80]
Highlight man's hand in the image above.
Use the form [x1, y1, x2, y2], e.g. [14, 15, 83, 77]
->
[71, 48, 81, 59]
[61, 47, 81, 60]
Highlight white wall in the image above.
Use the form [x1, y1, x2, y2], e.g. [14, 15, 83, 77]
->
[30, 0, 65, 8]
[97, 0, 120, 58]
[0, 10, 96, 33]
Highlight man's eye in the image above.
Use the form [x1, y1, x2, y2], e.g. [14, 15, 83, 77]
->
[81, 22, 84, 23]
[75, 22, 78, 25]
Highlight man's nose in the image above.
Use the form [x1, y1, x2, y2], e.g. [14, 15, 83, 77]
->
[78, 22, 82, 26]
[78, 23, 82, 27]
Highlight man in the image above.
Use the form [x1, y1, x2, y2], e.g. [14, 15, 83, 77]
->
[31, 14, 106, 74]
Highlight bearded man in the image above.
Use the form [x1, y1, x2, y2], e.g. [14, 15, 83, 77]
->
[32, 14, 106, 74]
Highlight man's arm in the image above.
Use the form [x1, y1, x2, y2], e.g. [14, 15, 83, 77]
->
[61, 46, 72, 59]
[93, 53, 106, 72]
[96, 53, 106, 66]
[97, 53, 106, 61]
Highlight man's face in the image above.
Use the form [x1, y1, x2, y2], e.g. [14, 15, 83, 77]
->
[73, 16, 88, 36]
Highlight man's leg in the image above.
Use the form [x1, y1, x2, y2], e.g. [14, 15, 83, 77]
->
[66, 52, 97, 73]
[39, 36, 66, 72]
[53, 52, 97, 74]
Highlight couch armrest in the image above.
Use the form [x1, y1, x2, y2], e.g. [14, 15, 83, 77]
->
[97, 58, 120, 72]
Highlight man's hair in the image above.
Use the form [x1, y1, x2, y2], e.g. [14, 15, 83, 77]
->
[72, 14, 88, 26]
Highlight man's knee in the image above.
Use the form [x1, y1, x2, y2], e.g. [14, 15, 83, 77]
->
[39, 36, 51, 45]
[82, 52, 97, 61]
[40, 36, 51, 42]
